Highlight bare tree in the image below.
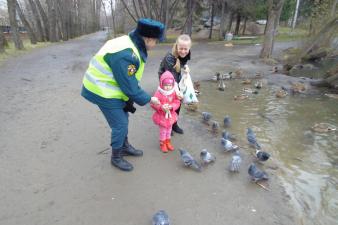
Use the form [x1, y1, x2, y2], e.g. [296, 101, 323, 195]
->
[331, 0, 337, 17]
[26, 0, 44, 41]
[260, 0, 285, 58]
[0, 30, 7, 53]
[219, 0, 227, 40]
[183, 0, 195, 36]
[292, 0, 300, 30]
[46, 0, 58, 42]
[120, 0, 137, 22]
[234, 12, 241, 35]
[16, 0, 37, 44]
[208, 0, 215, 39]
[35, 0, 50, 41]
[7, 0, 24, 49]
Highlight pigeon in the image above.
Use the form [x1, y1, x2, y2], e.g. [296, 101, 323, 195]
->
[211, 120, 220, 133]
[223, 116, 231, 128]
[179, 149, 202, 172]
[229, 150, 242, 172]
[246, 128, 261, 149]
[200, 149, 216, 164]
[256, 149, 270, 162]
[222, 130, 237, 141]
[248, 163, 269, 182]
[202, 112, 212, 124]
[221, 138, 239, 152]
[152, 210, 170, 225]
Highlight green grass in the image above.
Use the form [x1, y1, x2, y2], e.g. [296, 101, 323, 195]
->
[0, 39, 50, 64]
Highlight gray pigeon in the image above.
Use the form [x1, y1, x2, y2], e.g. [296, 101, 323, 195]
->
[179, 148, 202, 172]
[202, 112, 212, 124]
[229, 150, 242, 172]
[221, 138, 239, 152]
[246, 128, 261, 149]
[256, 149, 270, 162]
[222, 130, 237, 141]
[152, 210, 170, 225]
[223, 116, 231, 128]
[211, 120, 220, 133]
[248, 163, 269, 182]
[200, 149, 216, 164]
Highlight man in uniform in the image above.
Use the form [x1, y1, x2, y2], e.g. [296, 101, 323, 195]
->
[81, 18, 165, 172]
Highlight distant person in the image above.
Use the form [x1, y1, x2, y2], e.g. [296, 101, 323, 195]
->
[150, 71, 181, 153]
[81, 18, 165, 172]
[158, 34, 192, 134]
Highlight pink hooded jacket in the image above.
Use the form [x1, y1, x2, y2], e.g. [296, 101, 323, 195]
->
[151, 71, 181, 128]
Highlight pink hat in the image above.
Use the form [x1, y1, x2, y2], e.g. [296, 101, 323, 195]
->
[162, 78, 174, 85]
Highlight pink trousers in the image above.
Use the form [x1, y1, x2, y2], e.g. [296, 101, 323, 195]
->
[159, 126, 172, 141]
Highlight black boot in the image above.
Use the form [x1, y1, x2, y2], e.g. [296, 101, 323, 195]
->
[122, 138, 143, 156]
[111, 148, 133, 171]
[172, 122, 184, 134]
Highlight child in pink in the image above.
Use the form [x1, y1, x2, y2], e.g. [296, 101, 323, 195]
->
[151, 71, 181, 153]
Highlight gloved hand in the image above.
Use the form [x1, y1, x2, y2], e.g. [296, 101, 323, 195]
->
[123, 99, 136, 113]
[182, 65, 190, 74]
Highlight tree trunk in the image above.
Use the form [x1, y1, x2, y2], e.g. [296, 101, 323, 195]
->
[234, 12, 241, 35]
[26, 0, 44, 41]
[219, 0, 226, 40]
[7, 0, 24, 50]
[110, 0, 117, 37]
[260, 0, 285, 58]
[242, 17, 247, 35]
[35, 0, 50, 41]
[331, 0, 337, 17]
[209, 0, 214, 39]
[184, 0, 194, 36]
[47, 0, 58, 42]
[0, 30, 6, 53]
[163, 0, 169, 38]
[16, 0, 37, 44]
[292, 0, 300, 30]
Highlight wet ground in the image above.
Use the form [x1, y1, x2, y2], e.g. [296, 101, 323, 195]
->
[1, 31, 335, 225]
[187, 79, 338, 225]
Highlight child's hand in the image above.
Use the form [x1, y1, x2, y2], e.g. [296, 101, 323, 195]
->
[151, 97, 160, 105]
[162, 104, 169, 111]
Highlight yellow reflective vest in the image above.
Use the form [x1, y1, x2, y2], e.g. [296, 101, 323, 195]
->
[82, 35, 144, 101]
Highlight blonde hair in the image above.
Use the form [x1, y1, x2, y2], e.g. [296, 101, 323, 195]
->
[172, 34, 192, 73]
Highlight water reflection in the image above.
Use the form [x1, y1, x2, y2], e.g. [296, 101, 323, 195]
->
[186, 79, 338, 225]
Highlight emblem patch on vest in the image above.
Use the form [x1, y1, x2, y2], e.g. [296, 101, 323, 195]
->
[127, 64, 136, 76]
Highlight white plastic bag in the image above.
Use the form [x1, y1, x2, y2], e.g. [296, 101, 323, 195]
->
[179, 72, 199, 104]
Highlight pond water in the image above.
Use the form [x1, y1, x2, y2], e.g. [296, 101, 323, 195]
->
[186, 79, 338, 225]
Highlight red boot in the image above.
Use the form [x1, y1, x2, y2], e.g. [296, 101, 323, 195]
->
[160, 141, 168, 153]
[166, 139, 174, 151]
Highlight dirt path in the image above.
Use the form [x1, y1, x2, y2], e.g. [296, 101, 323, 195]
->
[0, 31, 296, 225]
